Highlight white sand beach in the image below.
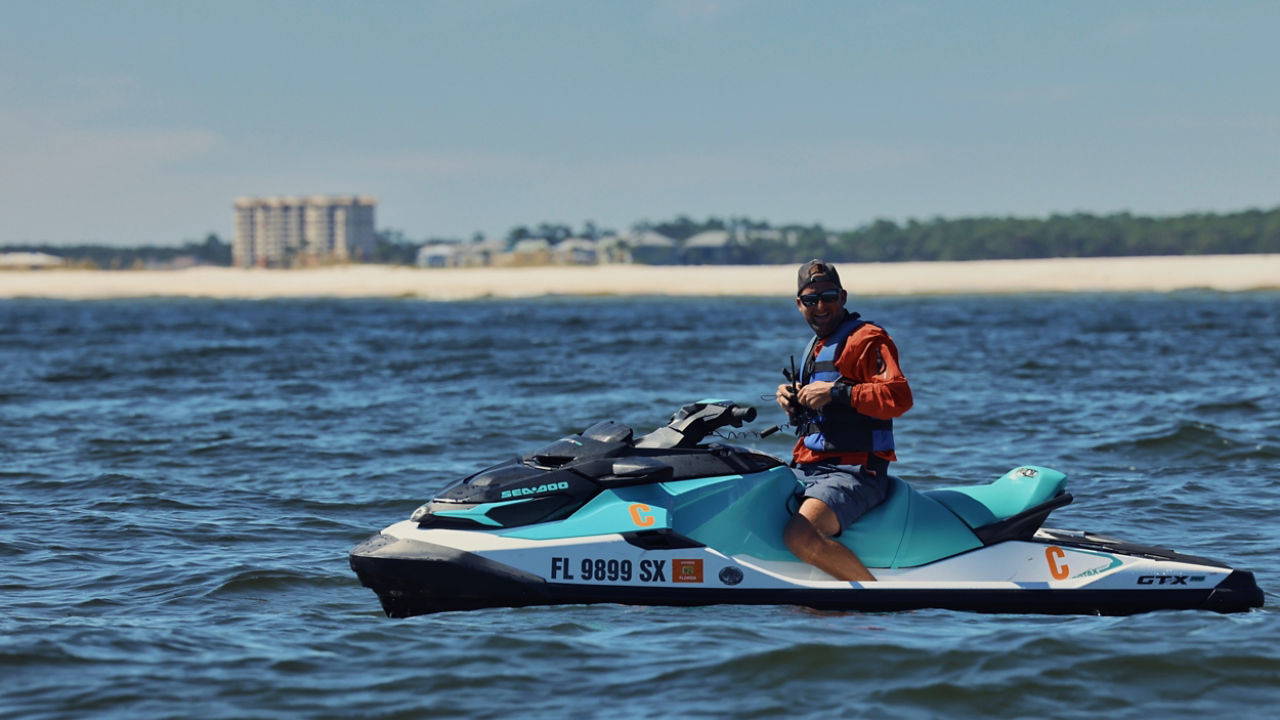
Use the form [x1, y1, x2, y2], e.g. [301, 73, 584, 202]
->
[2, 255, 1278, 300]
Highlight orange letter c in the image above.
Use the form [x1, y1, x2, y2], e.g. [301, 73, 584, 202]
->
[1045, 546, 1070, 580]
[629, 503, 655, 527]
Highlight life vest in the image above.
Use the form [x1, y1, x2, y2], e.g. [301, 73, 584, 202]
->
[798, 314, 896, 454]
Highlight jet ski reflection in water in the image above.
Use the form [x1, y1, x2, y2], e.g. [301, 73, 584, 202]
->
[349, 400, 1264, 617]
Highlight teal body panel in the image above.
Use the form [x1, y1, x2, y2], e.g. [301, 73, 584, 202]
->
[672, 467, 798, 559]
[502, 483, 676, 540]
[503, 467, 796, 549]
[839, 477, 984, 568]
[483, 464, 1069, 570]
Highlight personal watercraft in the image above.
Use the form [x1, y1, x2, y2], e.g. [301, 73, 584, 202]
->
[350, 400, 1264, 617]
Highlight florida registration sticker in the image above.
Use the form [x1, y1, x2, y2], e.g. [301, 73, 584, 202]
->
[672, 558, 703, 583]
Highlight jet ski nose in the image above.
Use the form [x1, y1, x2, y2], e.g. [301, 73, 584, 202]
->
[1206, 570, 1265, 613]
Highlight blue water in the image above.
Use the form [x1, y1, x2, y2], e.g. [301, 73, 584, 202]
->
[2, 293, 1278, 718]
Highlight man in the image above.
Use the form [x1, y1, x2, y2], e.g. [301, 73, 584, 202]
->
[776, 259, 914, 581]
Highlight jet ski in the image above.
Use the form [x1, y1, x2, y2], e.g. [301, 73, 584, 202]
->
[350, 400, 1264, 617]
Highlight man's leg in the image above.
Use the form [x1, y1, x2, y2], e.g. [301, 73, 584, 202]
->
[783, 497, 877, 582]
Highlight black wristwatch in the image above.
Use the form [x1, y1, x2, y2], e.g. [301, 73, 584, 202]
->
[830, 379, 857, 406]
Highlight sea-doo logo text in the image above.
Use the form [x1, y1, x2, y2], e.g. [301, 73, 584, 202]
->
[1137, 575, 1206, 585]
[500, 481, 570, 499]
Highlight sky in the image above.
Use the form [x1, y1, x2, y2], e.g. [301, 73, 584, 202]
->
[2, 0, 1278, 246]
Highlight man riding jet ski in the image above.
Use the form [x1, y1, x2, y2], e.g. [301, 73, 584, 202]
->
[349, 400, 1264, 617]
[776, 259, 914, 582]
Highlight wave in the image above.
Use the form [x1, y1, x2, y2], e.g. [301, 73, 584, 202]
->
[40, 364, 118, 383]
[1091, 420, 1260, 461]
[202, 567, 325, 598]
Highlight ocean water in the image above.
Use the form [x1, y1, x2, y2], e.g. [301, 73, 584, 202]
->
[1, 293, 1277, 719]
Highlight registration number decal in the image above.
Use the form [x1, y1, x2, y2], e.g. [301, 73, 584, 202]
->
[549, 557, 701, 584]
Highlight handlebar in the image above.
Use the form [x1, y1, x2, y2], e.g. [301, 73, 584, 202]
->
[634, 400, 759, 449]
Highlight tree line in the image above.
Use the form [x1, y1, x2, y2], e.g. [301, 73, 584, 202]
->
[642, 207, 1280, 264]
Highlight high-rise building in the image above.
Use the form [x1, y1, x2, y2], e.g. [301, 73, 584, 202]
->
[232, 195, 376, 267]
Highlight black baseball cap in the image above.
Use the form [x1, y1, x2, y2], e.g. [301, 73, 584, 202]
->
[797, 259, 842, 295]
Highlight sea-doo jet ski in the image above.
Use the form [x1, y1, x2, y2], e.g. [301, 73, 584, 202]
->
[350, 400, 1264, 617]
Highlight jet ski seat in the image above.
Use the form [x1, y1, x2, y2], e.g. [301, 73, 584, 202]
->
[926, 466, 1072, 545]
[926, 466, 1067, 526]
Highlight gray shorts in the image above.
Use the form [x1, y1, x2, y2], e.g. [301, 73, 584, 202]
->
[795, 463, 890, 530]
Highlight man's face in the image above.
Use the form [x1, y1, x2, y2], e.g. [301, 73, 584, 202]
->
[796, 281, 847, 336]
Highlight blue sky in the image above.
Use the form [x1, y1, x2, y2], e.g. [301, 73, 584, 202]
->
[2, 0, 1278, 246]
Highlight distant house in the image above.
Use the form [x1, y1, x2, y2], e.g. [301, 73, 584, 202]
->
[495, 237, 552, 267]
[742, 228, 800, 245]
[683, 230, 735, 264]
[512, 237, 551, 254]
[416, 243, 459, 268]
[624, 230, 680, 265]
[552, 237, 598, 265]
[0, 252, 66, 270]
[455, 238, 506, 267]
[596, 234, 630, 264]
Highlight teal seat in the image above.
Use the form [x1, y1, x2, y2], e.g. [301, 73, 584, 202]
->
[926, 466, 1067, 531]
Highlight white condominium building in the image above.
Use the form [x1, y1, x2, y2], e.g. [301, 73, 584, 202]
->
[233, 195, 376, 267]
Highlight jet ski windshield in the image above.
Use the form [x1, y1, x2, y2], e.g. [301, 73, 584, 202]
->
[525, 420, 635, 469]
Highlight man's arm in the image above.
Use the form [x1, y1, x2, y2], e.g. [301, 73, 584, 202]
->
[833, 332, 913, 420]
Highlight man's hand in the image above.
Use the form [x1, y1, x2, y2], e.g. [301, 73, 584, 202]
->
[797, 381, 835, 410]
[776, 383, 799, 416]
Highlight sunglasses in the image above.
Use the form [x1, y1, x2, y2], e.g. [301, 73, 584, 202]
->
[799, 289, 842, 307]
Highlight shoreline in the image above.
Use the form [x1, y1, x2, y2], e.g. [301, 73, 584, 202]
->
[2, 254, 1278, 300]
